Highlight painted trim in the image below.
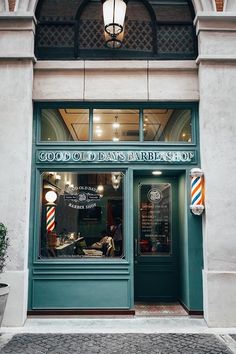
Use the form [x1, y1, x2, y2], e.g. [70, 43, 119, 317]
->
[27, 309, 135, 315]
[179, 301, 204, 316]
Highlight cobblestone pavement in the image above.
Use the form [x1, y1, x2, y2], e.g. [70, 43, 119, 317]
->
[0, 333, 233, 354]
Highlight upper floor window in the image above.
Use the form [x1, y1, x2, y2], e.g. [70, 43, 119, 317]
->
[39, 106, 193, 143]
[35, 0, 197, 60]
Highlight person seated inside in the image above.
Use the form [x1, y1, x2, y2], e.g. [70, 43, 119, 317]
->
[90, 230, 115, 257]
[110, 217, 123, 257]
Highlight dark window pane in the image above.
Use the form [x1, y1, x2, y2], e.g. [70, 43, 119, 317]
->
[139, 183, 171, 256]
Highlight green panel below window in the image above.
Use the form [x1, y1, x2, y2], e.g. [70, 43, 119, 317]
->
[32, 279, 130, 309]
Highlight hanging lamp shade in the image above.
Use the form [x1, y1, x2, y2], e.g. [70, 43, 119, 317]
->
[102, 0, 127, 36]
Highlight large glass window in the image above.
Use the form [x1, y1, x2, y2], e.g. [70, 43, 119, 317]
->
[40, 171, 124, 259]
[40, 107, 193, 143]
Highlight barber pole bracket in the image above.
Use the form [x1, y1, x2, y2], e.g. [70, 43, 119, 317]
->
[190, 168, 205, 216]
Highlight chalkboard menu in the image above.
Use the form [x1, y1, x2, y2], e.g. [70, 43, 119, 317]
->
[139, 183, 171, 255]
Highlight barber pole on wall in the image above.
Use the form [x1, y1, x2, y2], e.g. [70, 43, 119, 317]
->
[45, 191, 57, 231]
[46, 206, 56, 232]
[190, 168, 205, 215]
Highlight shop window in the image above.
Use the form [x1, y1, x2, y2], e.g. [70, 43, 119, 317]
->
[143, 109, 192, 142]
[93, 109, 139, 142]
[40, 171, 124, 259]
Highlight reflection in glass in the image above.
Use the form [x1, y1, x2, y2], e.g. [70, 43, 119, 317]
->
[40, 171, 124, 259]
[143, 109, 191, 142]
[41, 109, 89, 141]
[93, 109, 139, 141]
[139, 183, 171, 256]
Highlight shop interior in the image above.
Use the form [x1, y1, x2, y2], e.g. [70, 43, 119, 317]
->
[40, 171, 124, 258]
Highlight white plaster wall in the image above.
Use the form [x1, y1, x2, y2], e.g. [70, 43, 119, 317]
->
[198, 25, 236, 325]
[203, 272, 236, 327]
[0, 60, 33, 325]
[199, 63, 236, 272]
[33, 61, 199, 102]
[199, 31, 236, 56]
[0, 270, 28, 326]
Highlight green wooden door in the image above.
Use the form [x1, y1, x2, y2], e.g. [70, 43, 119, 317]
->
[134, 176, 179, 302]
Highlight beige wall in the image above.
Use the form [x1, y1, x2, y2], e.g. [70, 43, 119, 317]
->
[196, 13, 236, 327]
[33, 61, 199, 102]
[0, 16, 34, 326]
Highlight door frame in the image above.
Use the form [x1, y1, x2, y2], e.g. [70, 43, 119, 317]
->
[131, 168, 203, 312]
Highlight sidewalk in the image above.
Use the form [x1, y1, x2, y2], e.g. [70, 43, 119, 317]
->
[1, 317, 236, 353]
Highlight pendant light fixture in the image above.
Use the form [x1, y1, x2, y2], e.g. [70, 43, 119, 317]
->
[104, 30, 124, 49]
[113, 115, 120, 129]
[111, 172, 122, 190]
[102, 0, 127, 48]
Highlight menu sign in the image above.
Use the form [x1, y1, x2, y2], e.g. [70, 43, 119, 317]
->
[139, 183, 171, 255]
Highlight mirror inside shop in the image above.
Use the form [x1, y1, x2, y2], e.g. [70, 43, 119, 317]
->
[40, 172, 123, 258]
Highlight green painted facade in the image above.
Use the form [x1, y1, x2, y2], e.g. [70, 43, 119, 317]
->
[28, 102, 203, 312]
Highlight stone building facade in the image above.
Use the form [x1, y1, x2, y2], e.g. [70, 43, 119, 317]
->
[0, 0, 236, 328]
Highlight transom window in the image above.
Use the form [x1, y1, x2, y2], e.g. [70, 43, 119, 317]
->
[40, 107, 193, 143]
[35, 0, 197, 60]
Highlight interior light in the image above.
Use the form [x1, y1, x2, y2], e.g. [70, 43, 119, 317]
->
[113, 115, 120, 129]
[45, 190, 57, 204]
[96, 127, 103, 136]
[97, 184, 104, 193]
[94, 116, 101, 122]
[152, 171, 162, 176]
[113, 137, 119, 142]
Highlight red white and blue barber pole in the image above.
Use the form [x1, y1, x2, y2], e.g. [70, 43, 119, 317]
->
[46, 205, 56, 232]
[190, 168, 205, 215]
[45, 190, 57, 231]
[45, 190, 58, 248]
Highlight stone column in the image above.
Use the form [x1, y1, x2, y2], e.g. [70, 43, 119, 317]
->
[196, 11, 236, 326]
[0, 12, 35, 326]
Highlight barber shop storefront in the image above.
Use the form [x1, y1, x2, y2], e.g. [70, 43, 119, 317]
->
[28, 103, 203, 314]
[2, 0, 236, 327]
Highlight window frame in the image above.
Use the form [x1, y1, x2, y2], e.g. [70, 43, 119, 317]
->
[33, 167, 129, 264]
[36, 102, 198, 147]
